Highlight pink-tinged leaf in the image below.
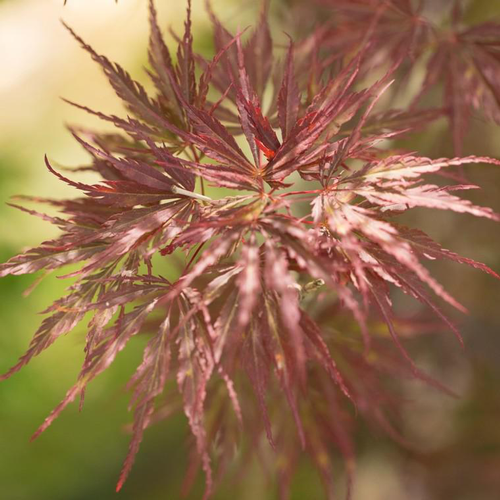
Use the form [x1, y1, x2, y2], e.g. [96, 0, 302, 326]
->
[320, 0, 428, 66]
[116, 401, 155, 492]
[63, 23, 169, 131]
[0, 242, 102, 278]
[300, 312, 351, 400]
[262, 216, 371, 350]
[262, 295, 306, 449]
[351, 77, 396, 133]
[394, 224, 500, 279]
[241, 98, 281, 160]
[32, 299, 160, 440]
[410, 13, 500, 153]
[236, 235, 261, 329]
[243, 320, 276, 449]
[162, 230, 242, 305]
[390, 269, 464, 347]
[31, 384, 82, 441]
[212, 289, 239, 362]
[127, 316, 171, 406]
[369, 279, 457, 396]
[265, 57, 371, 181]
[176, 162, 259, 191]
[44, 155, 95, 193]
[118, 314, 172, 491]
[356, 183, 500, 221]
[243, 0, 272, 101]
[84, 299, 161, 378]
[349, 107, 443, 139]
[328, 203, 467, 312]
[148, 0, 184, 122]
[278, 40, 300, 141]
[204, 1, 239, 101]
[217, 365, 243, 424]
[6, 203, 68, 229]
[0, 305, 84, 381]
[63, 98, 176, 143]
[76, 201, 191, 277]
[46, 142, 174, 207]
[176, 0, 196, 106]
[71, 133, 176, 192]
[233, 33, 262, 168]
[264, 241, 306, 384]
[197, 30, 243, 109]
[144, 138, 196, 191]
[350, 155, 500, 182]
[186, 106, 256, 175]
[176, 300, 213, 497]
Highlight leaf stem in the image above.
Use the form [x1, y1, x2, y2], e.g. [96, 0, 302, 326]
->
[171, 185, 213, 202]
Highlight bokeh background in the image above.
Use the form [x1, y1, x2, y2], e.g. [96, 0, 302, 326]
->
[1, 0, 500, 499]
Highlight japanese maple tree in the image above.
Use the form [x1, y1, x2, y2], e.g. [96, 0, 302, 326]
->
[1, 0, 500, 498]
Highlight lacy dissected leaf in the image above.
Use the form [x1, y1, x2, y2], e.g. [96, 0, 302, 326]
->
[1, 279, 95, 380]
[356, 182, 500, 221]
[2, 1, 500, 498]
[31, 298, 161, 441]
[315, 0, 431, 69]
[176, 294, 214, 497]
[413, 15, 500, 153]
[117, 314, 172, 491]
[277, 41, 301, 141]
[175, 0, 197, 108]
[0, 240, 103, 277]
[393, 223, 500, 279]
[242, 0, 273, 101]
[186, 105, 257, 176]
[235, 235, 261, 329]
[148, 0, 184, 124]
[346, 154, 500, 182]
[264, 56, 385, 182]
[63, 24, 171, 133]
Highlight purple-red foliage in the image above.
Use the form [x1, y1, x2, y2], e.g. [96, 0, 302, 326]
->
[1, 0, 500, 498]
[307, 0, 500, 155]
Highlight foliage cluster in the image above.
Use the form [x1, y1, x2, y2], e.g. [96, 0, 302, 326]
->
[2, 0, 500, 497]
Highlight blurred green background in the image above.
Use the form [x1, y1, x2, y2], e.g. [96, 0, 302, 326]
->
[1, 0, 500, 499]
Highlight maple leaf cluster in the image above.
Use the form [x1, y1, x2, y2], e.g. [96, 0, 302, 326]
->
[303, 0, 500, 155]
[1, 0, 500, 498]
